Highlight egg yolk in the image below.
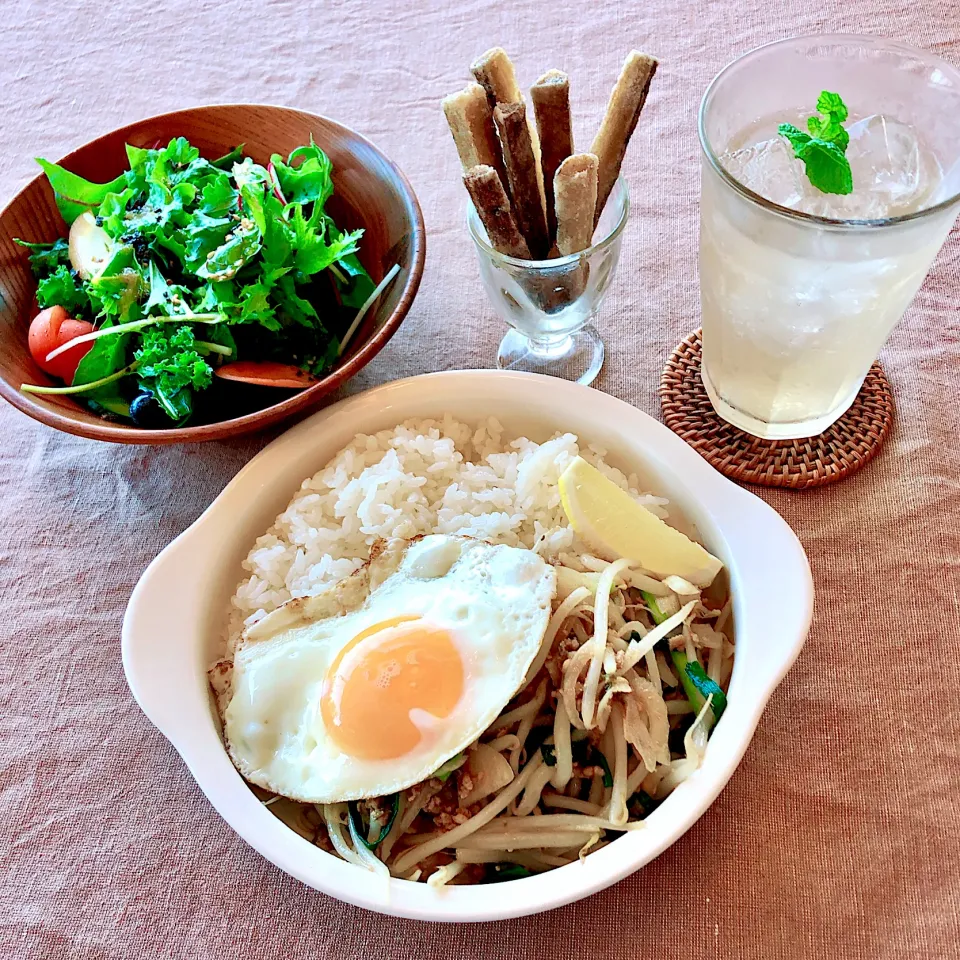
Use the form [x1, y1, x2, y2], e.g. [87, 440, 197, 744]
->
[320, 616, 464, 761]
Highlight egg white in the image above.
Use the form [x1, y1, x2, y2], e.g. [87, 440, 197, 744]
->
[222, 535, 556, 803]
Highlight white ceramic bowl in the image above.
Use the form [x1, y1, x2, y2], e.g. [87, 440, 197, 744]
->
[122, 370, 813, 922]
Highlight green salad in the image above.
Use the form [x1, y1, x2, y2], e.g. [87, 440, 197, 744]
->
[17, 137, 396, 427]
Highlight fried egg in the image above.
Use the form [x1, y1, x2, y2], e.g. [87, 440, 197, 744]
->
[221, 535, 556, 803]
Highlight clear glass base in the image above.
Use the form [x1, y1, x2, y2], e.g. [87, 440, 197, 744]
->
[702, 363, 863, 440]
[496, 325, 604, 385]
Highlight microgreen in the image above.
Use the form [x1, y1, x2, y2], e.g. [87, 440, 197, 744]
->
[778, 91, 853, 195]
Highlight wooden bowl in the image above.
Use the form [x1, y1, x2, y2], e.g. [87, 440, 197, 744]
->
[0, 104, 425, 443]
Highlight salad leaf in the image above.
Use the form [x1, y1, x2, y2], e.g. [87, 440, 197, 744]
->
[135, 325, 212, 391]
[134, 325, 212, 422]
[778, 91, 853, 196]
[88, 270, 142, 323]
[272, 141, 334, 207]
[24, 135, 373, 425]
[210, 144, 246, 170]
[274, 274, 325, 332]
[34, 158, 128, 223]
[294, 219, 362, 277]
[97, 187, 139, 236]
[36, 265, 92, 317]
[142, 260, 174, 315]
[196, 219, 262, 280]
[71, 324, 131, 416]
[14, 238, 71, 276]
[238, 280, 280, 330]
[334, 251, 376, 310]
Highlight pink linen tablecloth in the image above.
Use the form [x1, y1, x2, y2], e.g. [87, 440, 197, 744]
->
[2, 1, 959, 957]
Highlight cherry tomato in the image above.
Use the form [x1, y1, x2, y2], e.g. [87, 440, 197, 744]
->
[28, 306, 95, 382]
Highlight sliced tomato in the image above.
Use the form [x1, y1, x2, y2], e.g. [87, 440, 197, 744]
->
[28, 306, 95, 382]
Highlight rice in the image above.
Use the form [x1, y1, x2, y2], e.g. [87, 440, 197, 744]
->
[227, 415, 668, 649]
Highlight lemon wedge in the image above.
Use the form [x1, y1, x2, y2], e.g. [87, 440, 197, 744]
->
[558, 457, 723, 587]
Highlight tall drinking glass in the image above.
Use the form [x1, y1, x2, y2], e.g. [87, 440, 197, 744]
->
[699, 35, 960, 439]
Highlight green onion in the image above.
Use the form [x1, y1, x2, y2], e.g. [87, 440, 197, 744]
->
[671, 650, 727, 729]
[432, 752, 466, 782]
[628, 790, 659, 818]
[593, 748, 614, 788]
[641, 590, 668, 625]
[488, 863, 533, 882]
[347, 793, 399, 851]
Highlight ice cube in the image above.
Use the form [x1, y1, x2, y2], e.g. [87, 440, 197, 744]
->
[722, 116, 942, 220]
[797, 115, 940, 219]
[719, 137, 806, 208]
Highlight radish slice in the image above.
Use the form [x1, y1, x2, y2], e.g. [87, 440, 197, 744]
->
[214, 361, 317, 388]
[68, 211, 113, 280]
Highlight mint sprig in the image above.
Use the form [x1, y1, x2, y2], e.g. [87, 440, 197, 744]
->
[779, 91, 853, 196]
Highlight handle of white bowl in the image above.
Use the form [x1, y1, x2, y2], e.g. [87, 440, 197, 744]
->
[714, 485, 814, 694]
[122, 525, 219, 745]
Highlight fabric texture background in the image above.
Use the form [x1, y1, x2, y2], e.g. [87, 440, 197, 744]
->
[1, 1, 958, 957]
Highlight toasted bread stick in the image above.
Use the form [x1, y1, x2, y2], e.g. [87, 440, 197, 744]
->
[473, 47, 547, 225]
[531, 69, 573, 243]
[470, 47, 523, 108]
[442, 83, 509, 187]
[463, 165, 531, 258]
[591, 51, 658, 224]
[494, 101, 550, 259]
[555, 153, 599, 255]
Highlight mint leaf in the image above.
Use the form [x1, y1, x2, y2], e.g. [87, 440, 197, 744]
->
[778, 123, 811, 153]
[817, 91, 848, 123]
[797, 139, 853, 195]
[807, 115, 849, 151]
[779, 92, 853, 196]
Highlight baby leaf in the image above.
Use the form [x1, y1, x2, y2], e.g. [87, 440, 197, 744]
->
[195, 220, 262, 280]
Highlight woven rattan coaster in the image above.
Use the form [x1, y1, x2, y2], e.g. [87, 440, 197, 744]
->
[659, 330, 894, 489]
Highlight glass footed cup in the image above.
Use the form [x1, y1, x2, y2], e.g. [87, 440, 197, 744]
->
[467, 178, 629, 385]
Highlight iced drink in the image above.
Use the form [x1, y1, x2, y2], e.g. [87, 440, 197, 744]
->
[698, 36, 960, 439]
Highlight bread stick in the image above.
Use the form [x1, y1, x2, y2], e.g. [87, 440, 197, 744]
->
[494, 101, 550, 259]
[590, 51, 658, 224]
[472, 47, 547, 230]
[554, 153, 599, 255]
[470, 47, 523, 108]
[442, 83, 508, 187]
[531, 69, 573, 243]
[463, 165, 531, 259]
